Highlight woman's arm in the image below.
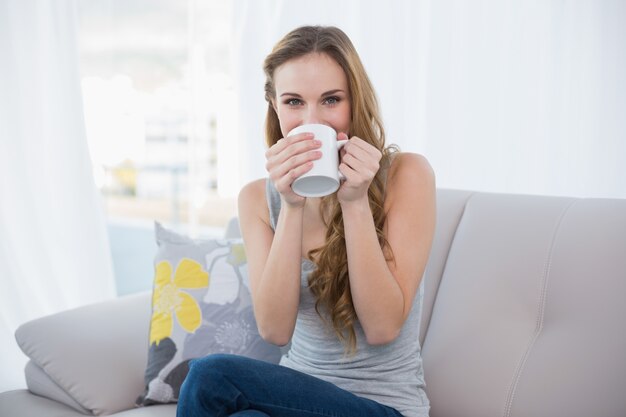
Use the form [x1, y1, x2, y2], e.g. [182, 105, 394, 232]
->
[340, 152, 436, 345]
[239, 131, 322, 346]
[238, 179, 304, 346]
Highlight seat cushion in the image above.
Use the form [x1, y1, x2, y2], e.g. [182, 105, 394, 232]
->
[0, 389, 92, 417]
[0, 390, 176, 417]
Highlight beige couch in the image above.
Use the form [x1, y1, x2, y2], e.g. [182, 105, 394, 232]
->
[1, 189, 625, 417]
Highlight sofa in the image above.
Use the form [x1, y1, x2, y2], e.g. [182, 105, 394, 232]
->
[1, 188, 625, 417]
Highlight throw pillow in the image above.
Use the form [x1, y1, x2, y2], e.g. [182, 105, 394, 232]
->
[136, 222, 282, 406]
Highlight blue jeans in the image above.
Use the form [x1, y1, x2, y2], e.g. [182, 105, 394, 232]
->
[177, 353, 403, 417]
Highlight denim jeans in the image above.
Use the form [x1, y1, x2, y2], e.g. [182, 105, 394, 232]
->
[177, 353, 404, 417]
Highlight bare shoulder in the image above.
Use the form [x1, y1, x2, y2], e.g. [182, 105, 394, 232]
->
[386, 152, 436, 207]
[238, 178, 270, 225]
[238, 178, 266, 203]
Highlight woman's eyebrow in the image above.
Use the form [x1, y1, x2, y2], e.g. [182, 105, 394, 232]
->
[280, 92, 302, 98]
[321, 89, 345, 96]
[279, 89, 346, 98]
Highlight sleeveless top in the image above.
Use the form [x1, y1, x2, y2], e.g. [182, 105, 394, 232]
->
[265, 179, 430, 417]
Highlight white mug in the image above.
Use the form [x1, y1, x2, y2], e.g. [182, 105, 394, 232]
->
[288, 123, 348, 198]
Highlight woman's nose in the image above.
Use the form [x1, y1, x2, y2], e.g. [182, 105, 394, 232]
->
[303, 107, 321, 125]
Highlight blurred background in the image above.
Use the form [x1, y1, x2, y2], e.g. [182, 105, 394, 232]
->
[1, 0, 624, 391]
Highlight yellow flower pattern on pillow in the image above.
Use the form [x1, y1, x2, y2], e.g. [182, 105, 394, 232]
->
[137, 223, 282, 406]
[150, 258, 209, 345]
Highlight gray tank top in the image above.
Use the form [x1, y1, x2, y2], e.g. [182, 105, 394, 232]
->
[265, 179, 430, 417]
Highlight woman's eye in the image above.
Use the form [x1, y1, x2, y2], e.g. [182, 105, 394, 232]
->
[323, 96, 340, 105]
[285, 98, 302, 106]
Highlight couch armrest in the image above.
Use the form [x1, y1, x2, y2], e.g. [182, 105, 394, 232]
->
[15, 291, 152, 416]
[24, 360, 90, 414]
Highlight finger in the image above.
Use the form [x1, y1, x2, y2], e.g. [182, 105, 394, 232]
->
[338, 162, 355, 181]
[266, 132, 315, 158]
[338, 132, 349, 159]
[277, 134, 319, 160]
[281, 149, 322, 176]
[342, 143, 380, 174]
[267, 135, 313, 164]
[275, 160, 315, 191]
[341, 153, 365, 173]
[266, 136, 321, 171]
[346, 136, 382, 160]
[341, 153, 378, 179]
[343, 141, 371, 163]
[270, 149, 322, 182]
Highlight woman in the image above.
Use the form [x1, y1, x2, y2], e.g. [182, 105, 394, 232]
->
[178, 25, 435, 417]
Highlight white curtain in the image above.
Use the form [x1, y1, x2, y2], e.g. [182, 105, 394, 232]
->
[0, 0, 116, 391]
[232, 0, 626, 198]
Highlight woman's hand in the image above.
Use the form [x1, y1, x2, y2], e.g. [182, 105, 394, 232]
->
[265, 132, 322, 208]
[337, 132, 382, 204]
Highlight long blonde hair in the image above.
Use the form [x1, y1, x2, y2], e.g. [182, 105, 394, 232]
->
[263, 26, 397, 353]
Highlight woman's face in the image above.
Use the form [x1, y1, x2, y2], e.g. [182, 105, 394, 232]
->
[272, 52, 351, 138]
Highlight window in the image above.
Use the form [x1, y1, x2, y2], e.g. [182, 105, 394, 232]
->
[78, 1, 237, 236]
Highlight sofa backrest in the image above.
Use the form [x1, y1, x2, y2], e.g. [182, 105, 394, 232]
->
[421, 189, 626, 417]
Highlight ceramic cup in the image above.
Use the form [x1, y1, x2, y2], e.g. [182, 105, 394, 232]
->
[289, 123, 348, 197]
